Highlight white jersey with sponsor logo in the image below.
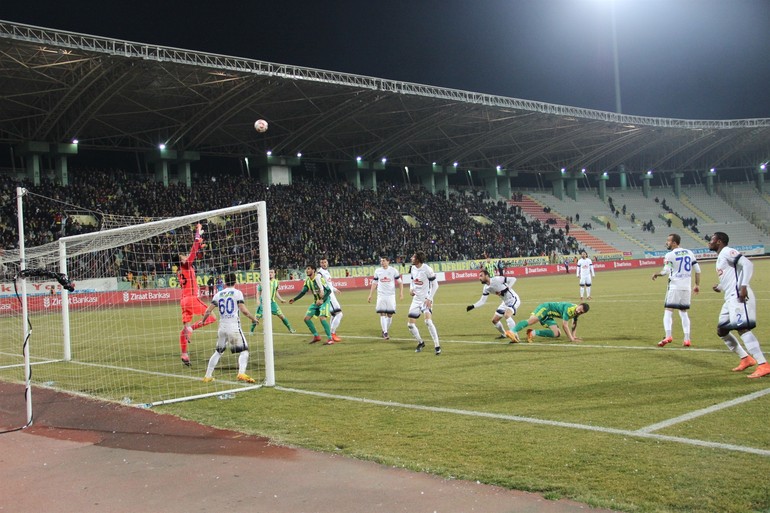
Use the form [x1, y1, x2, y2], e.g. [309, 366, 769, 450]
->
[576, 258, 595, 280]
[211, 287, 245, 331]
[373, 266, 401, 297]
[473, 276, 520, 310]
[410, 263, 437, 301]
[661, 247, 701, 291]
[715, 246, 754, 300]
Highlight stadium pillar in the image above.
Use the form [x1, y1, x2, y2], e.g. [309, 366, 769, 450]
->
[598, 173, 609, 201]
[672, 172, 683, 198]
[702, 169, 716, 196]
[478, 169, 498, 199]
[547, 173, 564, 201]
[16, 141, 48, 186]
[435, 164, 450, 200]
[146, 148, 178, 187]
[619, 165, 628, 191]
[412, 166, 436, 194]
[565, 172, 580, 201]
[641, 172, 652, 198]
[755, 166, 767, 194]
[50, 143, 78, 186]
[177, 151, 200, 188]
[254, 155, 298, 185]
[498, 170, 516, 199]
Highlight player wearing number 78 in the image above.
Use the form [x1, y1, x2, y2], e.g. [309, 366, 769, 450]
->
[199, 272, 260, 384]
[652, 233, 700, 348]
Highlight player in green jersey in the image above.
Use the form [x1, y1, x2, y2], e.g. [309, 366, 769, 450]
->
[289, 264, 334, 345]
[251, 269, 296, 334]
[511, 301, 589, 343]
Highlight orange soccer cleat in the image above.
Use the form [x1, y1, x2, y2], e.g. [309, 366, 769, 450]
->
[732, 355, 757, 372]
[331, 333, 342, 342]
[657, 336, 673, 347]
[747, 362, 770, 379]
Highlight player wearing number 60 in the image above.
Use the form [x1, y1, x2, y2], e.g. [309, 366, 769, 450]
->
[652, 233, 701, 348]
[199, 272, 260, 384]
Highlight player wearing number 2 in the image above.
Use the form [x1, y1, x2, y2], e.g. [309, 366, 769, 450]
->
[708, 231, 770, 378]
[199, 272, 260, 383]
[652, 233, 701, 347]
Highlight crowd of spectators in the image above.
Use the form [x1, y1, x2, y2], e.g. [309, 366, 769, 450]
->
[0, 170, 579, 279]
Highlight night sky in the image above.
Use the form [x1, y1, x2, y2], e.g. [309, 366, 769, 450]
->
[3, 0, 770, 120]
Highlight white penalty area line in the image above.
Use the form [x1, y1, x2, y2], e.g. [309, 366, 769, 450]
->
[275, 386, 770, 458]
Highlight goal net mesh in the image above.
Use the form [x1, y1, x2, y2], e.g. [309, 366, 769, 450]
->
[0, 193, 271, 408]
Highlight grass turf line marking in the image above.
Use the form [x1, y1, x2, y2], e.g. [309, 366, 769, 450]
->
[276, 386, 770, 458]
[635, 386, 770, 434]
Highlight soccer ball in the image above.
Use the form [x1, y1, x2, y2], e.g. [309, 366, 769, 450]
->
[254, 119, 268, 133]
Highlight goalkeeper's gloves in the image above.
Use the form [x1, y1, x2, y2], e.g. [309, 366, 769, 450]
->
[466, 305, 474, 312]
[194, 223, 204, 241]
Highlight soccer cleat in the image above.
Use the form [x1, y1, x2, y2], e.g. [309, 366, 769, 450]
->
[505, 330, 519, 344]
[732, 355, 757, 372]
[331, 333, 342, 342]
[435, 346, 441, 355]
[181, 354, 191, 367]
[289, 328, 297, 334]
[202, 376, 214, 383]
[415, 341, 425, 353]
[237, 373, 256, 383]
[683, 340, 691, 347]
[496, 334, 507, 340]
[309, 335, 322, 344]
[383, 331, 390, 340]
[526, 329, 534, 343]
[657, 336, 673, 347]
[747, 362, 770, 379]
[323, 339, 335, 345]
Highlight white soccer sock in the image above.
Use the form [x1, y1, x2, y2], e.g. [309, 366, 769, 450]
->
[506, 317, 516, 331]
[586, 286, 591, 297]
[387, 316, 393, 331]
[494, 321, 506, 335]
[205, 351, 222, 378]
[580, 286, 585, 298]
[679, 311, 691, 340]
[380, 316, 388, 333]
[740, 332, 768, 364]
[330, 312, 343, 333]
[663, 310, 673, 338]
[408, 322, 422, 341]
[238, 351, 249, 375]
[425, 319, 439, 347]
[721, 333, 749, 358]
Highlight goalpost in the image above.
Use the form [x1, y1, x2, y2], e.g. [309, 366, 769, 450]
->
[0, 188, 275, 421]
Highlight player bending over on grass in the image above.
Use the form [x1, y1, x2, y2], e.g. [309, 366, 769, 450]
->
[708, 232, 770, 378]
[512, 302, 589, 343]
[407, 251, 441, 355]
[178, 223, 216, 366]
[200, 272, 260, 384]
[367, 256, 404, 340]
[289, 265, 334, 345]
[252, 268, 296, 334]
[466, 269, 521, 343]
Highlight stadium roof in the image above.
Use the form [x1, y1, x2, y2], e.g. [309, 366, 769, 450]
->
[1, 20, 770, 176]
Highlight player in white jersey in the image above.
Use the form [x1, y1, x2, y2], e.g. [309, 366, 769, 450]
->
[708, 232, 769, 378]
[319, 258, 343, 342]
[466, 269, 521, 343]
[652, 234, 701, 347]
[407, 251, 441, 355]
[367, 256, 404, 340]
[576, 251, 595, 300]
[198, 273, 260, 383]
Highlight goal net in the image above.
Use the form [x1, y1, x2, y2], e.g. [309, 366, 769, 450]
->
[0, 189, 274, 414]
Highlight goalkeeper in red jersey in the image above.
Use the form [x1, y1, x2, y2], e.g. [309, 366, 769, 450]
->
[178, 223, 216, 366]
